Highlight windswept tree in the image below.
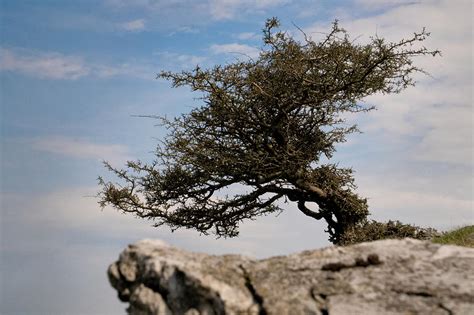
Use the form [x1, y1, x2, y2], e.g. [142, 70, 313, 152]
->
[99, 18, 439, 244]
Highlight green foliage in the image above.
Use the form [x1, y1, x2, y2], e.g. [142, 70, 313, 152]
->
[432, 225, 474, 247]
[99, 18, 439, 244]
[339, 220, 441, 246]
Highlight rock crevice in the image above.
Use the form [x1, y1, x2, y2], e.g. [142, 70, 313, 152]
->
[239, 264, 267, 315]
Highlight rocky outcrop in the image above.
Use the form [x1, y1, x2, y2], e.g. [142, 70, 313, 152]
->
[108, 239, 474, 315]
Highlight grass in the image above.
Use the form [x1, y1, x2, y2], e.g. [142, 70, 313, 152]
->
[432, 225, 474, 248]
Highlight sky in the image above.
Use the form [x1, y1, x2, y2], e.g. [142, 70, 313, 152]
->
[0, 0, 472, 314]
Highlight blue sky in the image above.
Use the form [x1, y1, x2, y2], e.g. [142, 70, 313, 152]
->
[1, 0, 472, 313]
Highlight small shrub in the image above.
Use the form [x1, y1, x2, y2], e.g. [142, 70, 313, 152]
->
[339, 220, 440, 246]
[432, 225, 474, 247]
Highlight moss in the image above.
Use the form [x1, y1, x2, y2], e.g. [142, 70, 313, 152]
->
[432, 225, 474, 248]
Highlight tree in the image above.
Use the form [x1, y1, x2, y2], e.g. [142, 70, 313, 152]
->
[99, 18, 439, 244]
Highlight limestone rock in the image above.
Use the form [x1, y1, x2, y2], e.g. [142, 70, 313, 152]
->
[108, 239, 474, 315]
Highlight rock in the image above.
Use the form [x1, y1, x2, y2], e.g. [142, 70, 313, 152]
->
[108, 239, 474, 315]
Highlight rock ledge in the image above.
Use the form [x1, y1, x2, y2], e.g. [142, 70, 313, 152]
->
[108, 239, 474, 315]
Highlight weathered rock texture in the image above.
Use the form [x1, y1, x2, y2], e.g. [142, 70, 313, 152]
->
[108, 239, 474, 315]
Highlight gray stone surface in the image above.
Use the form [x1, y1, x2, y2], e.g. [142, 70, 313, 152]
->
[108, 239, 474, 315]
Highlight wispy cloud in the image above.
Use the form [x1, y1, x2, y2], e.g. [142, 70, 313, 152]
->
[169, 26, 200, 36]
[118, 18, 146, 32]
[209, 0, 291, 20]
[298, 0, 473, 228]
[357, 175, 474, 229]
[304, 0, 472, 166]
[154, 51, 207, 70]
[106, 0, 291, 21]
[1, 185, 329, 257]
[31, 136, 132, 165]
[0, 48, 89, 80]
[104, 0, 151, 9]
[93, 62, 155, 80]
[235, 32, 260, 40]
[354, 0, 419, 10]
[0, 47, 156, 80]
[210, 43, 260, 59]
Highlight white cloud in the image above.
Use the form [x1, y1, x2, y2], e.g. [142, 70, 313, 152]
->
[209, 0, 291, 20]
[210, 43, 260, 59]
[107, 0, 291, 21]
[0, 47, 156, 80]
[298, 0, 473, 229]
[155, 51, 207, 69]
[108, 0, 291, 20]
[1, 185, 329, 257]
[0, 48, 89, 80]
[411, 105, 472, 165]
[105, 0, 153, 9]
[104, 0, 291, 28]
[235, 32, 260, 40]
[354, 0, 419, 10]
[118, 18, 146, 32]
[174, 54, 206, 66]
[31, 136, 132, 165]
[305, 0, 472, 167]
[93, 62, 155, 80]
[357, 175, 474, 230]
[169, 26, 200, 36]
